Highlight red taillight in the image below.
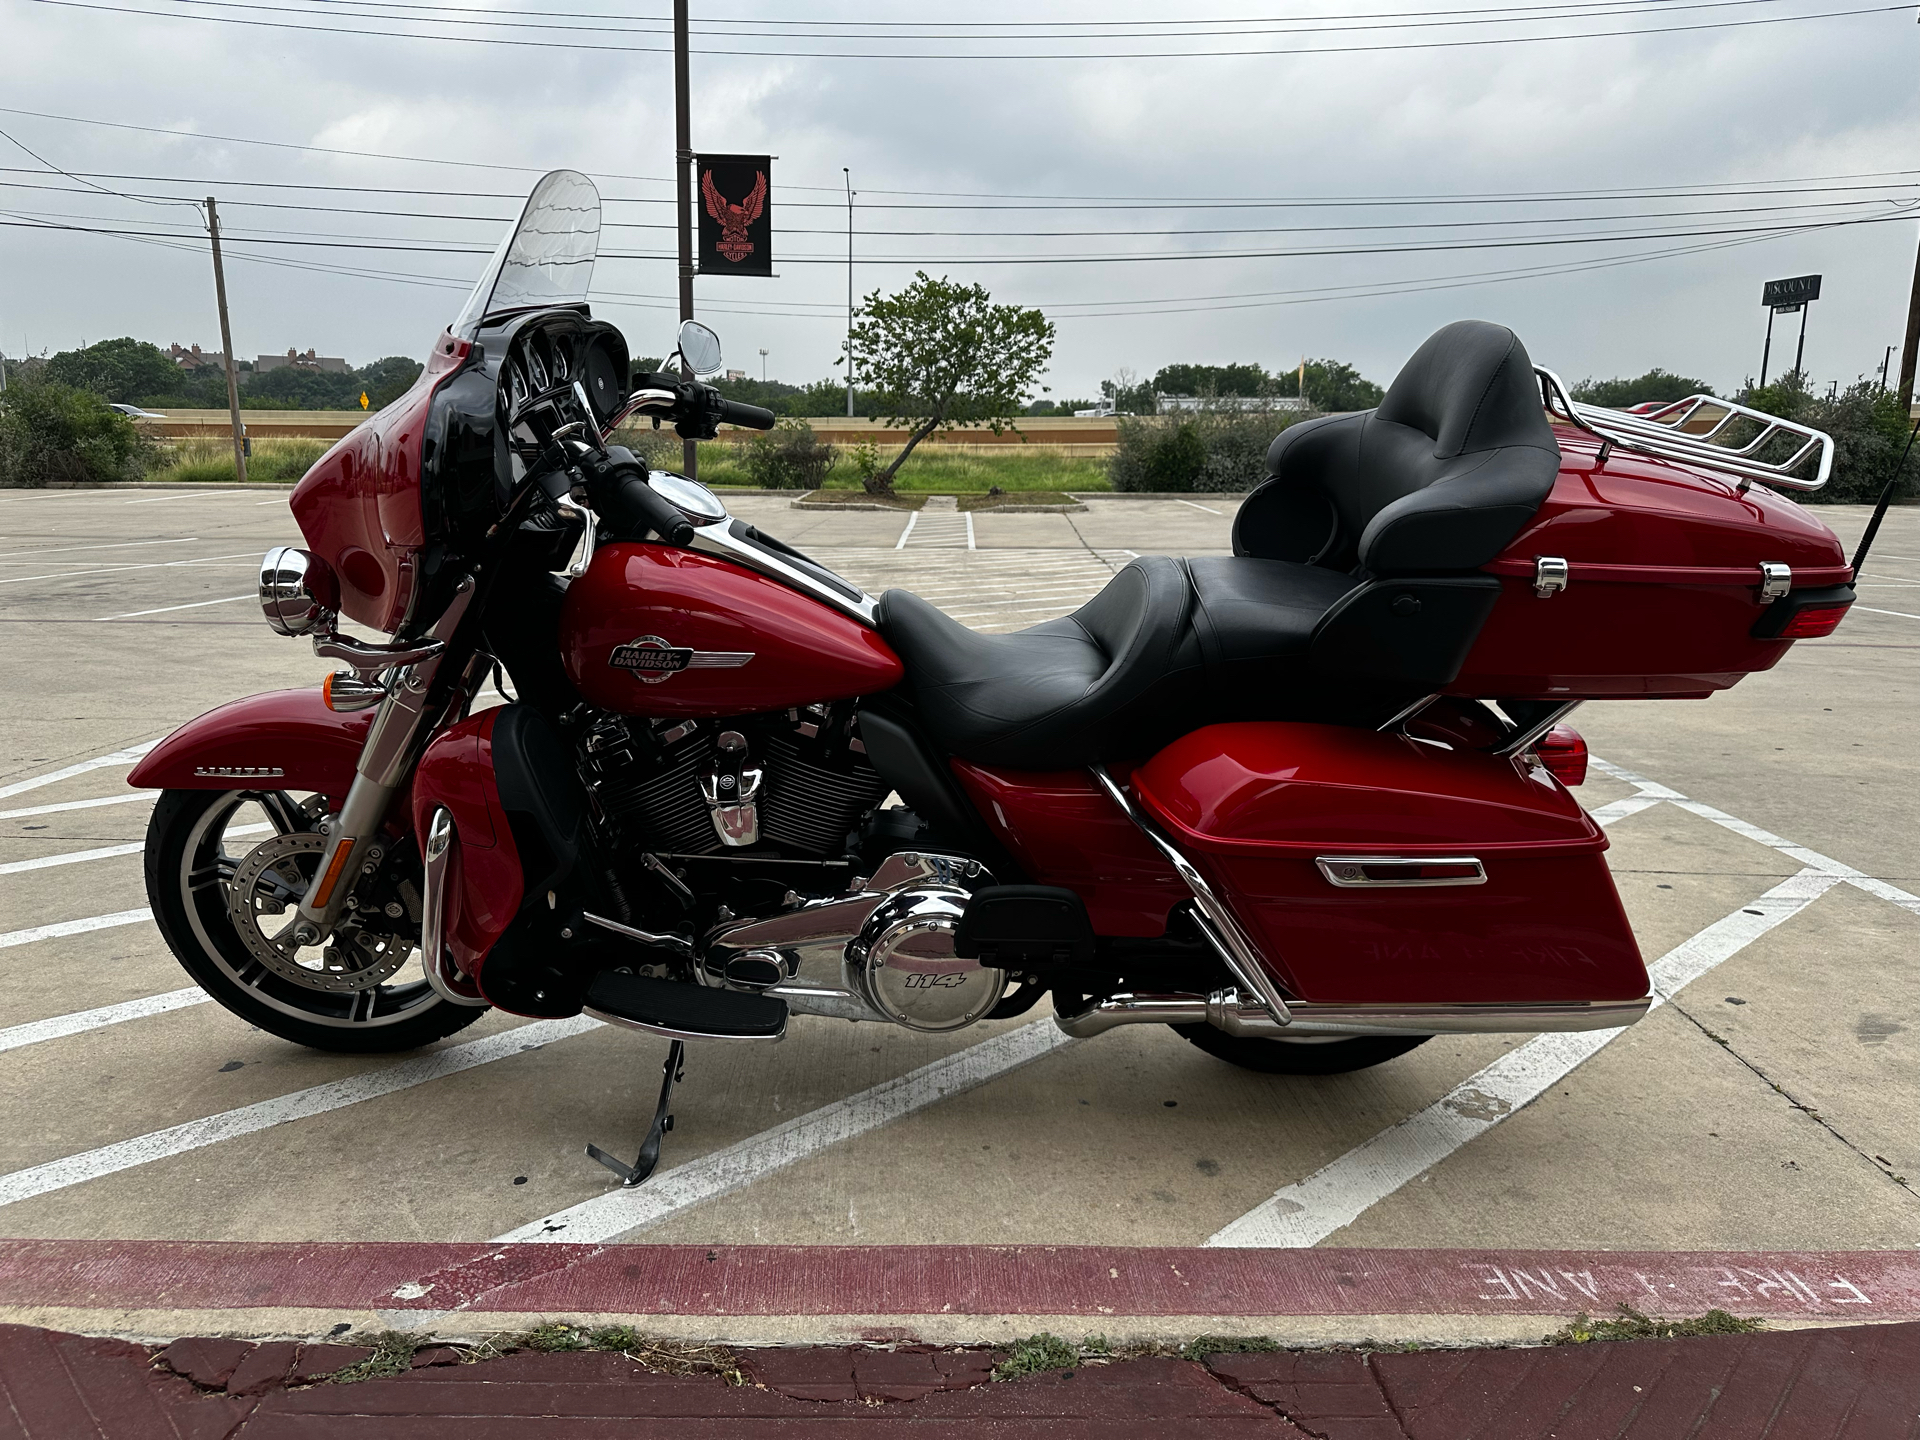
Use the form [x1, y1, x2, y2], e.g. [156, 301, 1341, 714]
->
[1778, 603, 1851, 638]
[1533, 725, 1588, 787]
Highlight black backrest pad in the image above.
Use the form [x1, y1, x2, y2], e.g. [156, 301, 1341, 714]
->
[1234, 321, 1560, 575]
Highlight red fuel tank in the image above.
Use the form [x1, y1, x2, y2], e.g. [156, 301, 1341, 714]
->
[560, 542, 904, 717]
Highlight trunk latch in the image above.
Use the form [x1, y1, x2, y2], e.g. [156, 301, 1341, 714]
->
[1533, 556, 1570, 598]
[1758, 563, 1792, 601]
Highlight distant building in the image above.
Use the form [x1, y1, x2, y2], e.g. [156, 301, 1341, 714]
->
[166, 343, 228, 371]
[255, 347, 348, 374]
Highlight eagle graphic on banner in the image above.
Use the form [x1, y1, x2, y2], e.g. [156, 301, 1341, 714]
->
[701, 169, 768, 264]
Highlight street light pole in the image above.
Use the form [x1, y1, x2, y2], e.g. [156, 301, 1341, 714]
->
[759, 347, 768, 382]
[674, 0, 697, 479]
[844, 167, 854, 420]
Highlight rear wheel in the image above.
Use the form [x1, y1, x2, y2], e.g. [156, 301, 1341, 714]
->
[146, 788, 488, 1054]
[1173, 1024, 1429, 1075]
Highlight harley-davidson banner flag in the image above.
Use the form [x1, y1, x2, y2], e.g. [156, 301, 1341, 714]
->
[698, 155, 772, 276]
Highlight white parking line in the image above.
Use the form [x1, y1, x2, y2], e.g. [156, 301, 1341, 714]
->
[0, 908, 153, 949]
[0, 1015, 600, 1211]
[1590, 757, 1920, 913]
[495, 1019, 1075, 1245]
[893, 512, 918, 549]
[1176, 500, 1223, 515]
[0, 988, 209, 1056]
[0, 822, 268, 875]
[0, 740, 159, 801]
[1853, 606, 1920, 619]
[124, 491, 233, 505]
[965, 512, 977, 551]
[0, 791, 158, 821]
[0, 537, 201, 560]
[96, 594, 255, 621]
[1207, 867, 1842, 1247]
[0, 552, 260, 587]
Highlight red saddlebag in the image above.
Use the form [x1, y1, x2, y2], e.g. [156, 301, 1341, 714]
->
[1129, 722, 1647, 1006]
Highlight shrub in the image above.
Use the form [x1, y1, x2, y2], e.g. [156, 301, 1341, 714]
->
[151, 436, 330, 484]
[1732, 372, 1918, 504]
[742, 420, 838, 490]
[1571, 369, 1713, 408]
[1110, 406, 1314, 493]
[0, 379, 151, 487]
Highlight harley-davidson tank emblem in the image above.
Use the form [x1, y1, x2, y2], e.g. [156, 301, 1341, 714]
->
[608, 635, 754, 685]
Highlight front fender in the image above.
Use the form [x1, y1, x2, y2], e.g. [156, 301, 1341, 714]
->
[412, 707, 524, 982]
[128, 688, 371, 802]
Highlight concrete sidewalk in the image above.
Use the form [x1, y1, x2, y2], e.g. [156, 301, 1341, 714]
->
[3, 1319, 1914, 1437]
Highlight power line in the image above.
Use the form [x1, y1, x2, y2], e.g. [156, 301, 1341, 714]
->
[22, 0, 1911, 59]
[132, 0, 1837, 44]
[4, 162, 1918, 214]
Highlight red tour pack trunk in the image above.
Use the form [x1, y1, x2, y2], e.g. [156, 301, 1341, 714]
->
[1128, 722, 1648, 1006]
[1451, 426, 1854, 699]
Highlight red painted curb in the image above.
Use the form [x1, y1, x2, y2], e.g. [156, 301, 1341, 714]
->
[1, 1241, 1913, 1321]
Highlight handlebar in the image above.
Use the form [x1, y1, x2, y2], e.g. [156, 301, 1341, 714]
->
[715, 397, 777, 431]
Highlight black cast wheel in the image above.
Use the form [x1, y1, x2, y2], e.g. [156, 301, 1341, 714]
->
[145, 788, 488, 1054]
[1173, 1024, 1429, 1075]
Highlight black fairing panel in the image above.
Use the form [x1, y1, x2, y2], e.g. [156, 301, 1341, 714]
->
[490, 703, 585, 897]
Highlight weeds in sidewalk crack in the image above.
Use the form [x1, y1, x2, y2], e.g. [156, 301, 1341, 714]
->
[1543, 1305, 1762, 1345]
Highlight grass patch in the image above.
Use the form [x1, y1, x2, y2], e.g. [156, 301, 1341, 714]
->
[1180, 1335, 1282, 1361]
[1544, 1306, 1763, 1346]
[795, 489, 926, 509]
[680, 440, 1109, 493]
[993, 1332, 1082, 1381]
[955, 490, 1080, 511]
[328, 1332, 421, 1383]
[150, 436, 331, 484]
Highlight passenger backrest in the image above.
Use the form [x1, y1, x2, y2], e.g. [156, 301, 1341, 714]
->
[1233, 320, 1560, 576]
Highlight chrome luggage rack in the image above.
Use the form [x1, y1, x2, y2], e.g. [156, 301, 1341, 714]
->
[1534, 366, 1832, 492]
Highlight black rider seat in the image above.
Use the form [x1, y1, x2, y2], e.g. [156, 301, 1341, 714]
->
[876, 320, 1560, 771]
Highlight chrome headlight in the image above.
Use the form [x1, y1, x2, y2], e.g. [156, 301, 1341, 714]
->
[259, 546, 339, 637]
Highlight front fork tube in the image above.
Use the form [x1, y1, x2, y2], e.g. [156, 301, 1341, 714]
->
[292, 581, 479, 943]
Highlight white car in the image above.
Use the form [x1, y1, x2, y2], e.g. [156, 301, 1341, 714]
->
[109, 403, 167, 419]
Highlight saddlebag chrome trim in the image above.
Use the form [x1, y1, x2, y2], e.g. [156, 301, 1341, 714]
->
[1088, 766, 1292, 1027]
[1055, 991, 1652, 1039]
[1315, 856, 1487, 888]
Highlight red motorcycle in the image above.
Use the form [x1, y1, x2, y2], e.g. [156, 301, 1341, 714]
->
[133, 171, 1858, 1185]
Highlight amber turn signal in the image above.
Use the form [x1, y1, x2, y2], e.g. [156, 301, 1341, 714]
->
[322, 671, 386, 713]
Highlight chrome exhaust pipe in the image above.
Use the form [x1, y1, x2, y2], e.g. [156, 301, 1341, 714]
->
[1054, 990, 1283, 1039]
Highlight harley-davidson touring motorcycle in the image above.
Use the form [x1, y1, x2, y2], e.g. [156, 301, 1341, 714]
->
[134, 170, 1860, 1185]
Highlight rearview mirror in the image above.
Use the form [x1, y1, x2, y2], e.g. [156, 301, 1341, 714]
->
[676, 321, 723, 377]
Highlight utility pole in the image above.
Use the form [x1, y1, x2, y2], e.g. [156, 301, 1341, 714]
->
[206, 197, 247, 484]
[844, 168, 855, 419]
[1883, 345, 1895, 389]
[674, 0, 697, 479]
[1901, 231, 1920, 414]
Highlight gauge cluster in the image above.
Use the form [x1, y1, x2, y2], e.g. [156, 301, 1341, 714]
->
[500, 317, 628, 440]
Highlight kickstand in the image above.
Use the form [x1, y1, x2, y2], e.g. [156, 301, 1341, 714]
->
[586, 1038, 685, 1188]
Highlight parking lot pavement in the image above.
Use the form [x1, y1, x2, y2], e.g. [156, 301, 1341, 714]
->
[1, 486, 1915, 1342]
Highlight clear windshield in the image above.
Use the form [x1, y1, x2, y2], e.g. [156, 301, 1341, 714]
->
[450, 169, 601, 339]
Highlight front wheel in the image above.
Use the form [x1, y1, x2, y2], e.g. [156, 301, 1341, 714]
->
[146, 788, 489, 1054]
[1173, 1023, 1429, 1075]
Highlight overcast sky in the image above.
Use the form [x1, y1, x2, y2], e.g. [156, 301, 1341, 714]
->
[5, 0, 1917, 400]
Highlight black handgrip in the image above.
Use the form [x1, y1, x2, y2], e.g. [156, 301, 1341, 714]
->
[618, 476, 697, 546]
[716, 397, 778, 431]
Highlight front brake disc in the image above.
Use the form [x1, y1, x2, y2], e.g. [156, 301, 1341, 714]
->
[226, 833, 412, 993]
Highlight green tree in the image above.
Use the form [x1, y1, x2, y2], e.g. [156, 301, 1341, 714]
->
[1295, 359, 1384, 412]
[847, 272, 1055, 493]
[0, 378, 151, 487]
[358, 356, 425, 410]
[43, 338, 182, 403]
[1570, 369, 1712, 409]
[1151, 361, 1273, 398]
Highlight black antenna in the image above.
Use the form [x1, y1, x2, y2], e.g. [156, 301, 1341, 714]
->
[1850, 418, 1920, 576]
